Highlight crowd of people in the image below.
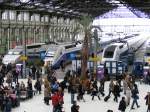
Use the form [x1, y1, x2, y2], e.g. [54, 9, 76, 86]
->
[42, 67, 150, 112]
[1, 61, 150, 112]
[0, 63, 43, 112]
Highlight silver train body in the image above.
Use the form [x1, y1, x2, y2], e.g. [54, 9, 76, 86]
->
[101, 33, 148, 63]
[44, 42, 82, 68]
[2, 43, 46, 65]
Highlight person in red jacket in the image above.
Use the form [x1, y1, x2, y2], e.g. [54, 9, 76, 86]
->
[51, 90, 60, 112]
[58, 87, 64, 105]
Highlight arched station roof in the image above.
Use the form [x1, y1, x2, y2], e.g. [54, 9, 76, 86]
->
[0, 0, 117, 18]
[120, 0, 150, 17]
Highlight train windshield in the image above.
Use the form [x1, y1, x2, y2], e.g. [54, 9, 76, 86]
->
[104, 45, 116, 58]
[145, 53, 150, 56]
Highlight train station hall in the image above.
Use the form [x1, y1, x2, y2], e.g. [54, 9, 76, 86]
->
[1, 0, 150, 112]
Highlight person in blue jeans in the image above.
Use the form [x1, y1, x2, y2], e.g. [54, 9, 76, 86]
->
[131, 84, 140, 109]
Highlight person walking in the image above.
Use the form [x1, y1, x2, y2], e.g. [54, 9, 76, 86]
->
[99, 84, 105, 97]
[70, 84, 76, 104]
[12, 68, 18, 84]
[131, 84, 140, 109]
[34, 78, 42, 94]
[27, 78, 33, 98]
[4, 97, 12, 112]
[77, 83, 85, 102]
[44, 84, 50, 105]
[145, 92, 150, 112]
[6, 72, 12, 87]
[123, 78, 128, 94]
[91, 81, 100, 100]
[51, 90, 60, 112]
[0, 72, 4, 87]
[113, 82, 120, 102]
[31, 65, 36, 80]
[118, 97, 126, 112]
[126, 87, 131, 106]
[108, 80, 114, 97]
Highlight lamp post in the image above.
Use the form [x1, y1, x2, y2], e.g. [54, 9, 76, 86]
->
[7, 11, 10, 51]
[22, 12, 27, 78]
[93, 29, 98, 78]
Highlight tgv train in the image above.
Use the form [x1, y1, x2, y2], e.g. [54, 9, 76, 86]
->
[44, 33, 132, 69]
[98, 32, 136, 50]
[44, 42, 82, 68]
[3, 46, 24, 65]
[2, 43, 47, 65]
[99, 32, 124, 49]
[101, 33, 148, 63]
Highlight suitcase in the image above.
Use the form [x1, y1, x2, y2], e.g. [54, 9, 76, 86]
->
[104, 95, 110, 102]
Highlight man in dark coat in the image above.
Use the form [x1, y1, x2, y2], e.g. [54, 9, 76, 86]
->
[70, 84, 76, 104]
[34, 79, 42, 94]
[7, 63, 12, 73]
[118, 97, 126, 112]
[91, 81, 100, 100]
[31, 65, 36, 80]
[27, 78, 33, 98]
[12, 68, 18, 84]
[0, 73, 4, 86]
[113, 82, 120, 102]
[77, 83, 85, 102]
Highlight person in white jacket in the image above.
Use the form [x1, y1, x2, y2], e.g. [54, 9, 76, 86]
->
[125, 87, 131, 106]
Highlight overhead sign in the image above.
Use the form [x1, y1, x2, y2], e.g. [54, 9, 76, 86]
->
[20, 55, 28, 61]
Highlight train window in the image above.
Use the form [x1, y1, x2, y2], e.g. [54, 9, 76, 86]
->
[104, 45, 116, 58]
[27, 44, 42, 49]
[146, 53, 150, 56]
[65, 44, 76, 49]
[104, 52, 114, 58]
